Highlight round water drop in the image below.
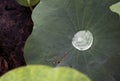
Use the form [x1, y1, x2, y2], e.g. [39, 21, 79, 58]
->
[72, 30, 93, 51]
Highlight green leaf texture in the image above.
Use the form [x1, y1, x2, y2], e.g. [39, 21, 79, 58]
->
[25, 0, 120, 81]
[110, 2, 120, 16]
[16, 0, 40, 6]
[0, 65, 90, 81]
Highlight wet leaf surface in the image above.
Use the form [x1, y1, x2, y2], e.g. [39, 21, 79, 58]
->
[25, 0, 120, 81]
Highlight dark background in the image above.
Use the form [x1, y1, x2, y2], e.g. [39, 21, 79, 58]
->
[0, 0, 33, 75]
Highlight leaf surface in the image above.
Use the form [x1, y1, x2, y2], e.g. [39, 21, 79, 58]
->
[0, 65, 90, 81]
[110, 2, 120, 16]
[25, 0, 120, 81]
[16, 0, 40, 6]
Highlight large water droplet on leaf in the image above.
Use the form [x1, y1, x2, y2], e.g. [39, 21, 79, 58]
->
[72, 30, 93, 51]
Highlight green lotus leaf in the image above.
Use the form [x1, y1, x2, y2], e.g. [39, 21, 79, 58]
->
[110, 2, 120, 16]
[16, 0, 40, 7]
[24, 0, 120, 81]
[0, 65, 90, 81]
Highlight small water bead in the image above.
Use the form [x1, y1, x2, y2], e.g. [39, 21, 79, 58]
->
[72, 30, 93, 51]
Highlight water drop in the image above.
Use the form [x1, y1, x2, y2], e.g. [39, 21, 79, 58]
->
[72, 30, 93, 51]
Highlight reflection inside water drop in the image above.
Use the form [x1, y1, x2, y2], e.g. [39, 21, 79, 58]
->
[72, 30, 93, 51]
